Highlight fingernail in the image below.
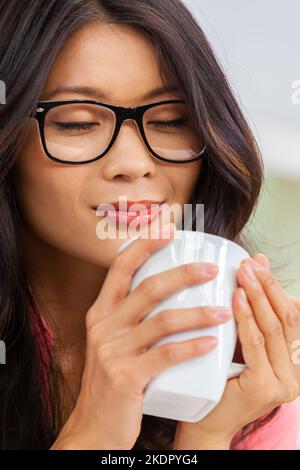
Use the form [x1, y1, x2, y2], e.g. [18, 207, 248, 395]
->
[202, 336, 218, 347]
[203, 263, 219, 275]
[249, 259, 264, 272]
[256, 253, 270, 269]
[211, 308, 232, 320]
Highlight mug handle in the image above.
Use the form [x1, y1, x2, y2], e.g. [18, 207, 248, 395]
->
[227, 362, 246, 379]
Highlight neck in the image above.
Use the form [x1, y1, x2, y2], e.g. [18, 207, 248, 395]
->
[20, 224, 108, 348]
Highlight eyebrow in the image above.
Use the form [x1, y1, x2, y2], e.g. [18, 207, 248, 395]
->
[41, 84, 182, 102]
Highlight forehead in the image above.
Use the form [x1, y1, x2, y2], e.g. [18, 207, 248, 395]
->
[41, 22, 178, 106]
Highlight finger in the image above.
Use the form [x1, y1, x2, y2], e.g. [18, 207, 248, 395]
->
[253, 253, 270, 270]
[89, 223, 176, 323]
[233, 287, 272, 373]
[241, 253, 270, 270]
[116, 261, 219, 326]
[237, 261, 294, 381]
[116, 306, 232, 356]
[242, 257, 300, 348]
[134, 335, 218, 387]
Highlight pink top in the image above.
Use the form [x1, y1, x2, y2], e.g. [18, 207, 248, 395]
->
[231, 400, 299, 450]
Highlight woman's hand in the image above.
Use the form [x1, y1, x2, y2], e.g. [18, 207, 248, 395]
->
[174, 253, 300, 450]
[51, 223, 230, 450]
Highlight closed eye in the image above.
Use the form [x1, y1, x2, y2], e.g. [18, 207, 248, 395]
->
[53, 122, 99, 132]
[148, 118, 188, 129]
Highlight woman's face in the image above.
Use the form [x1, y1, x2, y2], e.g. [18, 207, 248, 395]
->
[14, 23, 203, 268]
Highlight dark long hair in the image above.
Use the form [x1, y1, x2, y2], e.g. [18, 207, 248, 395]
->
[0, 0, 280, 450]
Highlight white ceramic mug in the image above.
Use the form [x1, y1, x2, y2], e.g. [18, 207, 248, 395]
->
[117, 229, 248, 422]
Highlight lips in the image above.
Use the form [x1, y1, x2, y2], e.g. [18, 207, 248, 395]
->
[93, 200, 163, 213]
[111, 200, 161, 211]
[92, 200, 164, 227]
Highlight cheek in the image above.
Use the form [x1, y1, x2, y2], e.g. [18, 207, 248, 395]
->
[161, 162, 202, 228]
[13, 123, 88, 250]
[167, 160, 202, 204]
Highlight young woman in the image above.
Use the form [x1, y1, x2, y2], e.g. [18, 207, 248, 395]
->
[0, 0, 299, 450]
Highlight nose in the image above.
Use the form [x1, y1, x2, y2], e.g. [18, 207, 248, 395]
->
[99, 119, 158, 182]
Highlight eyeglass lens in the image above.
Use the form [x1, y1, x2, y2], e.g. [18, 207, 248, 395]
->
[43, 102, 203, 163]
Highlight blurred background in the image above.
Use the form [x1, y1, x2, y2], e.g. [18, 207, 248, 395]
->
[183, 0, 300, 294]
[183, 0, 300, 447]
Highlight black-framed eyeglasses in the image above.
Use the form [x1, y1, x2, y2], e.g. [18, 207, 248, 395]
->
[33, 99, 206, 165]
